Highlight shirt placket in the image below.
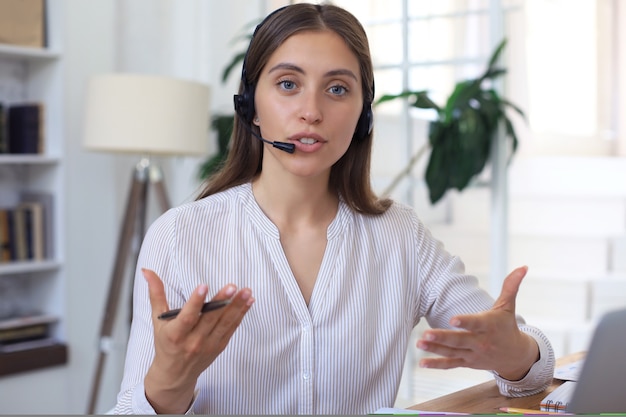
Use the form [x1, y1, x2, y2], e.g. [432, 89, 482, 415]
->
[298, 319, 314, 414]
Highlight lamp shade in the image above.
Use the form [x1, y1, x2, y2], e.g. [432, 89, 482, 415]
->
[83, 74, 210, 156]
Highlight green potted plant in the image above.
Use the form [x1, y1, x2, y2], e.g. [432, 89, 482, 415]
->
[376, 39, 524, 204]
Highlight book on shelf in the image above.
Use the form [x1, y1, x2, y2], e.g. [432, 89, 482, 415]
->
[20, 190, 54, 259]
[1, 206, 27, 262]
[11, 205, 28, 260]
[0, 208, 11, 261]
[4, 208, 17, 261]
[0, 0, 47, 48]
[0, 322, 49, 344]
[0, 336, 60, 353]
[7, 103, 45, 154]
[0, 313, 58, 351]
[0, 191, 54, 264]
[18, 201, 45, 260]
[0, 103, 7, 154]
[0, 313, 58, 331]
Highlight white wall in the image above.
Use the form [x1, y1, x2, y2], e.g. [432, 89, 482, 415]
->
[63, 0, 120, 413]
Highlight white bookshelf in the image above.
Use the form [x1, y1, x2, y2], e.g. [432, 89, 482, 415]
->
[0, 0, 67, 376]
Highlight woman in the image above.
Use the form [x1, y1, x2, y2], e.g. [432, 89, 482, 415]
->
[114, 3, 554, 414]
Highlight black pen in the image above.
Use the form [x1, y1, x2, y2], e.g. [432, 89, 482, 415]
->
[157, 299, 231, 320]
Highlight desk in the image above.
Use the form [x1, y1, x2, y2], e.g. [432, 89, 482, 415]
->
[408, 352, 585, 414]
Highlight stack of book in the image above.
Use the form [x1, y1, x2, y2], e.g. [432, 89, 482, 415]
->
[0, 102, 45, 155]
[0, 313, 59, 353]
[0, 191, 54, 263]
[0, 313, 67, 376]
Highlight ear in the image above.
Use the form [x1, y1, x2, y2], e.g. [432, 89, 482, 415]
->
[253, 116, 260, 126]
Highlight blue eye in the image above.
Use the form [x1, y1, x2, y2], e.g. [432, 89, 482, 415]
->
[279, 80, 296, 90]
[329, 85, 347, 95]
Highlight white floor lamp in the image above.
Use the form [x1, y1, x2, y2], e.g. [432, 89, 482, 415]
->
[82, 74, 210, 414]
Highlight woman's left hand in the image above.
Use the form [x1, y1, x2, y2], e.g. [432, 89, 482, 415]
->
[416, 265, 539, 381]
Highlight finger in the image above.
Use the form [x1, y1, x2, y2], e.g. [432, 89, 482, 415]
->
[184, 284, 238, 332]
[206, 288, 254, 341]
[172, 283, 211, 330]
[419, 328, 474, 351]
[445, 269, 528, 332]
[492, 265, 528, 311]
[192, 284, 242, 332]
[194, 286, 253, 330]
[211, 284, 238, 302]
[448, 311, 490, 333]
[142, 268, 170, 320]
[419, 356, 466, 370]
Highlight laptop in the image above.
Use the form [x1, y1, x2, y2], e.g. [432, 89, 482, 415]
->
[566, 307, 626, 414]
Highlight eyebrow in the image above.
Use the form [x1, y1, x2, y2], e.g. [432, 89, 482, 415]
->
[268, 63, 358, 81]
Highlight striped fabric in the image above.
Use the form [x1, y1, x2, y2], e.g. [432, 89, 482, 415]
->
[113, 183, 554, 415]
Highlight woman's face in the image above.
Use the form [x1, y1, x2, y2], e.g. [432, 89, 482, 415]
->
[253, 30, 364, 181]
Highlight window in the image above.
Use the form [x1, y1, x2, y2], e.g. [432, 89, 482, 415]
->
[523, 0, 618, 155]
[281, 0, 623, 203]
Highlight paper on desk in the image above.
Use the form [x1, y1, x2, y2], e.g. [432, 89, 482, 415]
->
[553, 359, 584, 381]
[373, 407, 468, 415]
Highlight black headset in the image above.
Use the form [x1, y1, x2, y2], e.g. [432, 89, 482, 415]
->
[233, 6, 374, 142]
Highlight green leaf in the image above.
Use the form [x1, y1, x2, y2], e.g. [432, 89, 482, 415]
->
[479, 67, 507, 83]
[376, 91, 423, 104]
[198, 153, 227, 180]
[199, 114, 234, 180]
[428, 121, 446, 146]
[442, 80, 481, 123]
[410, 93, 440, 110]
[376, 90, 440, 111]
[221, 51, 247, 84]
[503, 116, 519, 157]
[487, 39, 507, 72]
[211, 115, 234, 153]
[500, 98, 526, 118]
[425, 143, 450, 204]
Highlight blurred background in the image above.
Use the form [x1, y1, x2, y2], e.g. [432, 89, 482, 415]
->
[0, 0, 624, 413]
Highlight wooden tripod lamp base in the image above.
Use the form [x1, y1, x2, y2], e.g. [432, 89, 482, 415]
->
[86, 158, 170, 414]
[81, 74, 211, 414]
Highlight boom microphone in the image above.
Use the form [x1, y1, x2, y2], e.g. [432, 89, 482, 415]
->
[242, 123, 295, 154]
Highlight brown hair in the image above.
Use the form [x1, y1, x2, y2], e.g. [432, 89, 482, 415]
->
[196, 3, 391, 214]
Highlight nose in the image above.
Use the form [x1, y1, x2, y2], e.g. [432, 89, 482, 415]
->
[299, 90, 323, 125]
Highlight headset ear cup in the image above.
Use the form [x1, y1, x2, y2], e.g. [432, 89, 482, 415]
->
[244, 86, 256, 123]
[234, 84, 256, 124]
[234, 94, 246, 120]
[354, 104, 373, 140]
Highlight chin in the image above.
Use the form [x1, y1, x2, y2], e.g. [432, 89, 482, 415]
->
[285, 163, 332, 180]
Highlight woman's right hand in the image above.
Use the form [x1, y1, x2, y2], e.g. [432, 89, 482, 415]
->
[141, 268, 254, 414]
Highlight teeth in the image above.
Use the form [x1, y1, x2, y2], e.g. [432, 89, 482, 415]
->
[299, 138, 317, 144]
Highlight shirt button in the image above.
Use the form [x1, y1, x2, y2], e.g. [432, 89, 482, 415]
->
[303, 371, 311, 380]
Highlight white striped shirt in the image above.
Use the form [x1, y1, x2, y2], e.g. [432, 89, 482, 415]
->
[114, 183, 554, 415]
